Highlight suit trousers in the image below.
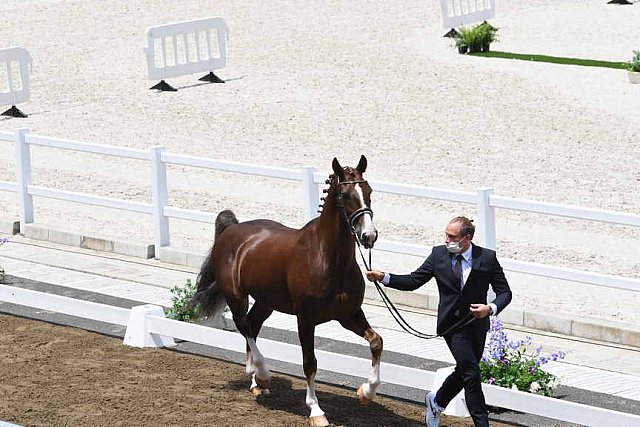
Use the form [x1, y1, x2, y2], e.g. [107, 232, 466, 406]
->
[435, 321, 489, 427]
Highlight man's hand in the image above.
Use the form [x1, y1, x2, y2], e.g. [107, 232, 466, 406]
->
[470, 304, 491, 319]
[365, 270, 384, 283]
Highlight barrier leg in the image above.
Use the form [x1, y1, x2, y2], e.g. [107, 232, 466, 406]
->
[443, 28, 460, 38]
[123, 304, 176, 348]
[150, 80, 177, 91]
[1, 105, 28, 118]
[198, 72, 225, 83]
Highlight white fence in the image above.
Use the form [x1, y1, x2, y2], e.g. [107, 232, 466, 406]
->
[0, 128, 639, 293]
[144, 17, 229, 84]
[0, 284, 638, 427]
[439, 0, 495, 29]
[0, 46, 32, 116]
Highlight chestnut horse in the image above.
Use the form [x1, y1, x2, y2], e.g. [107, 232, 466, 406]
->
[193, 156, 382, 426]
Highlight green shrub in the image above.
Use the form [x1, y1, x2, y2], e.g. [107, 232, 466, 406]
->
[165, 279, 201, 322]
[626, 50, 640, 72]
[476, 22, 498, 51]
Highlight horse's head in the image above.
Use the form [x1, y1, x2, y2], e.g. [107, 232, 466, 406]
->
[331, 155, 378, 249]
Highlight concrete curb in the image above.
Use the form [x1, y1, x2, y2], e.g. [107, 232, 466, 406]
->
[21, 224, 154, 259]
[0, 219, 19, 235]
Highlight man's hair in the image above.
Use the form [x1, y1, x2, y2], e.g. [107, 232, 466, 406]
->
[450, 216, 475, 239]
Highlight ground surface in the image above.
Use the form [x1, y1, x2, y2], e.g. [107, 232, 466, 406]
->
[0, 314, 520, 427]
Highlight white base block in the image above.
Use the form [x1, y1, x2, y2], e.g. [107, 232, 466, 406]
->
[123, 304, 176, 348]
[432, 366, 471, 417]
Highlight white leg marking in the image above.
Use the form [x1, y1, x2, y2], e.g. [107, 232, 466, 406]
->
[306, 373, 325, 418]
[245, 348, 255, 375]
[247, 338, 271, 382]
[361, 360, 381, 400]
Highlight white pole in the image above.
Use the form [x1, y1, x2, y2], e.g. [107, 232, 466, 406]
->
[150, 145, 170, 253]
[14, 128, 33, 231]
[476, 187, 496, 249]
[302, 166, 319, 223]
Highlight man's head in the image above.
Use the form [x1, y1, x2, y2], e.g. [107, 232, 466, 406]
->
[445, 216, 474, 254]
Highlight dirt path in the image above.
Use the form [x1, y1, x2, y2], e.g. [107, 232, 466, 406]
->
[0, 315, 519, 427]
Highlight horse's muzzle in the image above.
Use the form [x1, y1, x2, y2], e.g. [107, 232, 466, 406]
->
[361, 228, 378, 249]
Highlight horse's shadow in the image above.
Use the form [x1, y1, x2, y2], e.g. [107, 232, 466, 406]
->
[229, 376, 425, 427]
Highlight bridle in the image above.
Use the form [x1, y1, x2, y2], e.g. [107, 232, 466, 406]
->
[338, 179, 476, 340]
[337, 180, 374, 230]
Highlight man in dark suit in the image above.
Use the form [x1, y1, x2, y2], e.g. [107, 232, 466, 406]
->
[365, 216, 512, 427]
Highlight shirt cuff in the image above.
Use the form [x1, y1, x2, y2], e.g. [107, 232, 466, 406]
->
[382, 272, 391, 285]
[488, 303, 498, 316]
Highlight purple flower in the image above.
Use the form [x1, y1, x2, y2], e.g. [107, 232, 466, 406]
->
[487, 378, 496, 384]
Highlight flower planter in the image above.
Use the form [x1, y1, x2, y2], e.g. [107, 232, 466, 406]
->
[628, 71, 640, 84]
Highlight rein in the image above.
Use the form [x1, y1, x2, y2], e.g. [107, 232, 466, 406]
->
[334, 177, 475, 338]
[353, 240, 475, 339]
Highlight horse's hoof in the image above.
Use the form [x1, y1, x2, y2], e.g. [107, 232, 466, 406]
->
[309, 415, 329, 427]
[255, 376, 271, 390]
[251, 386, 270, 396]
[357, 385, 372, 405]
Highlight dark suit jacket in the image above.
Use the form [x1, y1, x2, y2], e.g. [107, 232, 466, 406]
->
[388, 244, 512, 335]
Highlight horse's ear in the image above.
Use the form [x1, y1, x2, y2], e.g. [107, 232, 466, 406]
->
[356, 155, 367, 174]
[332, 157, 345, 181]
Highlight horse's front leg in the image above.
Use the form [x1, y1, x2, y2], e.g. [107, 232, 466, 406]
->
[298, 316, 328, 427]
[339, 308, 383, 404]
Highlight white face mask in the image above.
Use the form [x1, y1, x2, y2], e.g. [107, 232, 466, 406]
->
[446, 241, 462, 254]
[446, 236, 467, 254]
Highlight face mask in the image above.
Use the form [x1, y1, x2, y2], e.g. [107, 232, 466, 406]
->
[446, 236, 466, 254]
[446, 241, 462, 254]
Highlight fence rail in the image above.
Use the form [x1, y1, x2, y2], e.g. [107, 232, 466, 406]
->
[0, 128, 639, 293]
[0, 284, 638, 427]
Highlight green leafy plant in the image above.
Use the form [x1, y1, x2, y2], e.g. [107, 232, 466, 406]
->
[475, 22, 498, 51]
[457, 26, 480, 53]
[480, 318, 565, 396]
[0, 237, 8, 283]
[165, 279, 202, 323]
[626, 50, 640, 72]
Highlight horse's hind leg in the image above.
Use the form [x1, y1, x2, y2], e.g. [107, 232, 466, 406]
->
[227, 297, 271, 393]
[339, 308, 383, 404]
[298, 316, 329, 427]
[245, 301, 274, 395]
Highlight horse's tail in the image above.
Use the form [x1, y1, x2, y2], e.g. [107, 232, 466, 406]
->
[190, 210, 239, 318]
[215, 209, 239, 239]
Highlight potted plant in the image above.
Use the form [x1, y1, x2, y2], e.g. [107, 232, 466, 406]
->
[455, 37, 468, 54]
[457, 26, 480, 54]
[626, 50, 640, 84]
[476, 22, 498, 52]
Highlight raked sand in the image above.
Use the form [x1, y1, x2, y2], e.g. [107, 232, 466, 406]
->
[0, 0, 638, 324]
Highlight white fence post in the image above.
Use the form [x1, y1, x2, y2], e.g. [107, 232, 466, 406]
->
[123, 304, 176, 348]
[476, 187, 496, 249]
[14, 128, 33, 231]
[302, 166, 319, 223]
[150, 145, 170, 253]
